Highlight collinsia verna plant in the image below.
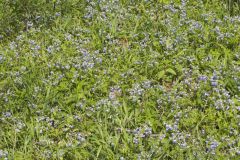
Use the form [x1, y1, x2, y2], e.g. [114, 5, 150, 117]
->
[0, 0, 240, 159]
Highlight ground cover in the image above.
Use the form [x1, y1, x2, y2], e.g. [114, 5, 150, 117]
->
[0, 0, 240, 159]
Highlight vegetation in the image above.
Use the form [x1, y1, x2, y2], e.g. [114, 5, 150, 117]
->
[0, 0, 239, 159]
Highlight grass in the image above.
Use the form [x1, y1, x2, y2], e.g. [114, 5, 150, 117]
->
[0, 0, 240, 159]
[226, 0, 240, 15]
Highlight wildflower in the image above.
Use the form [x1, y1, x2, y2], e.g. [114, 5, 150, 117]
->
[144, 126, 152, 137]
[0, 150, 8, 158]
[198, 75, 207, 81]
[210, 141, 219, 150]
[27, 21, 33, 28]
[133, 137, 139, 144]
[46, 45, 54, 54]
[76, 133, 85, 143]
[3, 112, 11, 117]
[211, 80, 218, 87]
[120, 157, 125, 160]
[166, 124, 173, 131]
[55, 12, 61, 17]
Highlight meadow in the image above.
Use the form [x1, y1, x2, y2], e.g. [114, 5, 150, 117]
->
[0, 0, 240, 159]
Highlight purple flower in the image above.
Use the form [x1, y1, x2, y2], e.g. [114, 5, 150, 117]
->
[133, 137, 139, 144]
[166, 124, 173, 131]
[211, 81, 218, 87]
[210, 141, 219, 150]
[198, 76, 208, 81]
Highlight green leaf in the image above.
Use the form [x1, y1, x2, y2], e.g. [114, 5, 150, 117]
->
[0, 79, 8, 91]
[166, 68, 176, 75]
[157, 70, 165, 79]
[96, 145, 102, 158]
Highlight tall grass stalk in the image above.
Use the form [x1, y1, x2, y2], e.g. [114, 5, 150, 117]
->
[226, 0, 240, 15]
